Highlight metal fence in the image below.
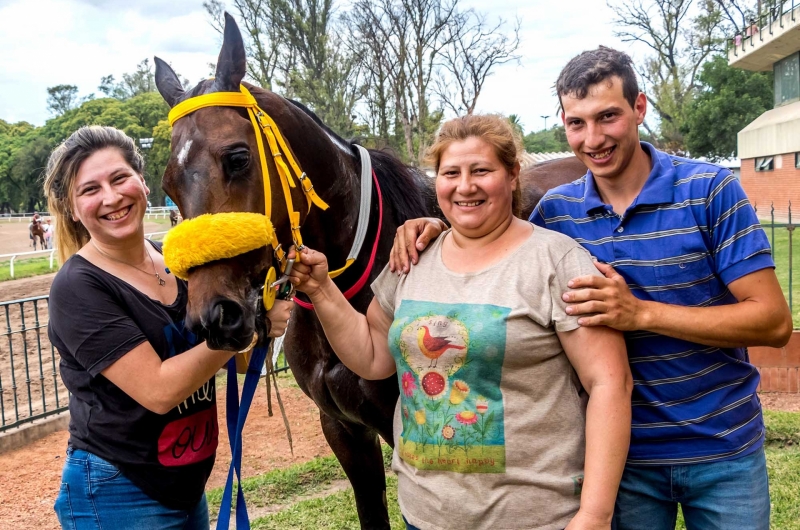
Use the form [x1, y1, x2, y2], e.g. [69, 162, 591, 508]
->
[0, 294, 291, 433]
[727, 0, 798, 57]
[0, 296, 67, 433]
[755, 202, 798, 322]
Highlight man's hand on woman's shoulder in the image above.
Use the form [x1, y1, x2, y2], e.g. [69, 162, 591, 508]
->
[388, 217, 447, 273]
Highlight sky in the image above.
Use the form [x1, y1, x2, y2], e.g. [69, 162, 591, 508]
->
[0, 0, 635, 136]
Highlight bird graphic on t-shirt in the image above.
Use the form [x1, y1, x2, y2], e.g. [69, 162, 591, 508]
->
[417, 325, 465, 368]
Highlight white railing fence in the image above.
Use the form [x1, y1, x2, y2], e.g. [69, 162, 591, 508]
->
[0, 232, 168, 278]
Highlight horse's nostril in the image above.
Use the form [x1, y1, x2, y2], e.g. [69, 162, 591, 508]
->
[210, 300, 244, 331]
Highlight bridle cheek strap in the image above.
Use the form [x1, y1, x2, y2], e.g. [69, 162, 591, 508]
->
[293, 169, 383, 310]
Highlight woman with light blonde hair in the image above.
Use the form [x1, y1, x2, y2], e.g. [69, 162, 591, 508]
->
[288, 114, 633, 530]
[44, 125, 291, 529]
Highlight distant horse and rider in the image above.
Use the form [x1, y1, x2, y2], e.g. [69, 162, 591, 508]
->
[155, 13, 586, 529]
[29, 213, 48, 250]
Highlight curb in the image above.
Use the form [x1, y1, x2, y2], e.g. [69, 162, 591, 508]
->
[0, 411, 69, 454]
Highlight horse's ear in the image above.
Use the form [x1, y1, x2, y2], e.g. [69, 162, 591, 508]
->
[214, 12, 246, 92]
[154, 57, 185, 108]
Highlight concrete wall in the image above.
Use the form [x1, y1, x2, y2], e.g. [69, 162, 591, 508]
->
[740, 152, 800, 221]
[751, 332, 800, 393]
[738, 101, 800, 160]
[0, 410, 68, 454]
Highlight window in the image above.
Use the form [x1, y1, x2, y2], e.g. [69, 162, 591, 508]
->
[755, 157, 774, 172]
[774, 52, 800, 107]
[796, 152, 800, 169]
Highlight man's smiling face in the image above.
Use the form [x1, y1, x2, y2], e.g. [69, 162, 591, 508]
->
[561, 76, 647, 183]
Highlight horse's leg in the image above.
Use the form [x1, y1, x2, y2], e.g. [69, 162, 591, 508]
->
[320, 412, 390, 530]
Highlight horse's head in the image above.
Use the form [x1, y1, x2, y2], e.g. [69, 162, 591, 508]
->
[154, 13, 287, 350]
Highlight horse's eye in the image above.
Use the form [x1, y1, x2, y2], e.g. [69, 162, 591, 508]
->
[223, 150, 250, 177]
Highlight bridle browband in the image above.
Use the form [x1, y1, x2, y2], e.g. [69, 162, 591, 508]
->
[162, 84, 379, 310]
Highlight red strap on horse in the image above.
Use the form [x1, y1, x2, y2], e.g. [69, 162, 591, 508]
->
[293, 170, 383, 310]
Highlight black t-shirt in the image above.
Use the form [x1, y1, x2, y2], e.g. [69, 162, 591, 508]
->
[48, 243, 217, 510]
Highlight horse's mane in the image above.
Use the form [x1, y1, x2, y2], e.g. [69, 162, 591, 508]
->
[367, 149, 434, 225]
[286, 99, 435, 225]
[287, 99, 343, 143]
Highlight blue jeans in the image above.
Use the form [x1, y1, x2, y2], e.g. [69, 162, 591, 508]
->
[613, 447, 770, 530]
[404, 516, 421, 530]
[54, 448, 209, 530]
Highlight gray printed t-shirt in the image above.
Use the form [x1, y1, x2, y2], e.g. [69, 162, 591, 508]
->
[371, 226, 603, 530]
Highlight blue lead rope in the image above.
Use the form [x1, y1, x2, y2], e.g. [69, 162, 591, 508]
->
[216, 344, 269, 530]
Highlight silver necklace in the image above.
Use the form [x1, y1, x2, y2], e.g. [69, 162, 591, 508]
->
[90, 240, 166, 286]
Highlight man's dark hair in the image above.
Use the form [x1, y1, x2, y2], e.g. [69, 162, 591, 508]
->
[556, 46, 640, 110]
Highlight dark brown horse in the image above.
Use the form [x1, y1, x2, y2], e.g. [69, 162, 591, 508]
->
[30, 218, 46, 250]
[520, 156, 587, 215]
[154, 13, 586, 528]
[169, 209, 179, 227]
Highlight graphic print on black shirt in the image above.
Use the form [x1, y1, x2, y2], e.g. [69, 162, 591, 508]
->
[48, 246, 218, 510]
[157, 320, 219, 468]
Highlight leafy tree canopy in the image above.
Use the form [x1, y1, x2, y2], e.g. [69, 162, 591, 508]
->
[683, 54, 773, 161]
[523, 125, 571, 153]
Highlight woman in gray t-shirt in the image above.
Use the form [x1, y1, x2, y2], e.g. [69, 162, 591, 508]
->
[288, 115, 632, 530]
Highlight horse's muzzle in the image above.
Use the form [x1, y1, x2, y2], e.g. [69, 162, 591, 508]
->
[189, 296, 257, 352]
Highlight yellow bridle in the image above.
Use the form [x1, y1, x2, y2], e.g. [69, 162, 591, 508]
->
[163, 85, 356, 310]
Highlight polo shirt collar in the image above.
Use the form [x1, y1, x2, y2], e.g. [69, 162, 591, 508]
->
[583, 142, 676, 214]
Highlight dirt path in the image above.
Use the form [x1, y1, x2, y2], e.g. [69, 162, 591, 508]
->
[0, 220, 169, 259]
[0, 273, 55, 301]
[0, 381, 330, 530]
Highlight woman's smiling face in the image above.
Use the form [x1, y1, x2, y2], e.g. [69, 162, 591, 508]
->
[435, 136, 518, 238]
[71, 147, 149, 244]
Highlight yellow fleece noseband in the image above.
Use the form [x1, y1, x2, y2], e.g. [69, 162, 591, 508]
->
[162, 213, 274, 280]
[163, 213, 277, 311]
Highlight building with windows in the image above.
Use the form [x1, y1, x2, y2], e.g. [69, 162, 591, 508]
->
[728, 4, 800, 220]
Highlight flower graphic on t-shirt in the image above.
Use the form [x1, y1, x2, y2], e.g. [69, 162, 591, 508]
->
[442, 425, 455, 440]
[456, 410, 478, 425]
[414, 409, 427, 425]
[401, 371, 417, 397]
[449, 380, 470, 405]
[476, 397, 489, 414]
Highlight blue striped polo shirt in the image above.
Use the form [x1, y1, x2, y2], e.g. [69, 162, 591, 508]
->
[529, 142, 774, 465]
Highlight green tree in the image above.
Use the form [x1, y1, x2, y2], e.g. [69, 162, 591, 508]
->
[0, 120, 37, 212]
[523, 125, 571, 153]
[46, 85, 80, 116]
[507, 114, 524, 137]
[6, 132, 53, 212]
[609, 0, 726, 152]
[144, 119, 174, 206]
[99, 59, 165, 100]
[683, 54, 772, 160]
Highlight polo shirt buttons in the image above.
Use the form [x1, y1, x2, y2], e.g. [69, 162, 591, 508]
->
[617, 227, 624, 233]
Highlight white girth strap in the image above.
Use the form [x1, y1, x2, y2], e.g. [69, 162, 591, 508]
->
[347, 145, 374, 264]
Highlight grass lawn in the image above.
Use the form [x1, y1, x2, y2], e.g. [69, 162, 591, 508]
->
[0, 256, 58, 282]
[208, 409, 800, 529]
[0, 230, 167, 283]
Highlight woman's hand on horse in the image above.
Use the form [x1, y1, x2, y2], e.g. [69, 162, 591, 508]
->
[388, 217, 447, 273]
[287, 246, 331, 298]
[266, 299, 293, 338]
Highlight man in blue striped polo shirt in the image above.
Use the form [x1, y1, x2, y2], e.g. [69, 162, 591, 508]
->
[390, 47, 792, 529]
[530, 46, 792, 530]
